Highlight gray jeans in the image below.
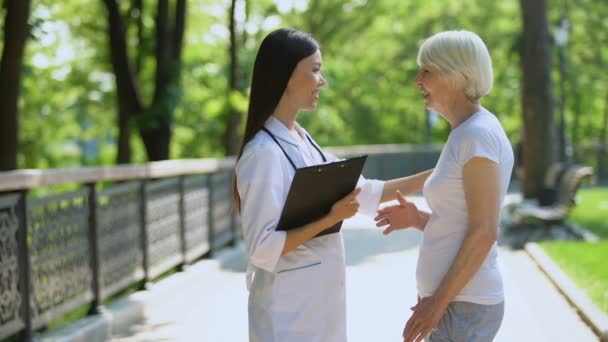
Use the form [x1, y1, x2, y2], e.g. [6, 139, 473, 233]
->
[427, 301, 505, 342]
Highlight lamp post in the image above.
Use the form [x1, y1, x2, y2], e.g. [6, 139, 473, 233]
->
[555, 17, 570, 162]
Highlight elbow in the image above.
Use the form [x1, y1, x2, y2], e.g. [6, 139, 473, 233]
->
[469, 225, 498, 247]
[246, 230, 286, 272]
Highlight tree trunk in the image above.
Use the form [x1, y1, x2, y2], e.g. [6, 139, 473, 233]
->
[223, 0, 242, 156]
[519, 0, 558, 198]
[103, 0, 144, 164]
[0, 0, 31, 171]
[130, 0, 144, 75]
[142, 0, 186, 161]
[104, 0, 185, 162]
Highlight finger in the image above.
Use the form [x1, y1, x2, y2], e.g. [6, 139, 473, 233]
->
[396, 190, 409, 206]
[378, 204, 399, 214]
[376, 208, 389, 215]
[374, 212, 388, 221]
[416, 328, 431, 342]
[382, 227, 395, 235]
[376, 219, 389, 227]
[342, 189, 360, 203]
[405, 320, 423, 342]
[403, 322, 415, 342]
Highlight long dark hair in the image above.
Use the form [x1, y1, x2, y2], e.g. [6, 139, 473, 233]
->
[232, 28, 319, 213]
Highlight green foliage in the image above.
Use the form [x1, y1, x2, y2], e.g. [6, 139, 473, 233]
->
[569, 187, 608, 238]
[11, 0, 608, 168]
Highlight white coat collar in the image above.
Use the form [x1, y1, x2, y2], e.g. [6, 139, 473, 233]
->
[264, 115, 307, 147]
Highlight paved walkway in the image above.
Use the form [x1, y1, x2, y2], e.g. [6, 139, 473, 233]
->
[110, 197, 599, 342]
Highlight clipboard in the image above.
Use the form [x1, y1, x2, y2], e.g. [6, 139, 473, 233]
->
[276, 155, 367, 238]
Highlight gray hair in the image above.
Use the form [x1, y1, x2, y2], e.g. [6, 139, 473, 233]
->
[417, 30, 493, 100]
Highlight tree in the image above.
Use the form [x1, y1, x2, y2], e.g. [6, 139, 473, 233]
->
[102, 0, 186, 162]
[0, 0, 32, 170]
[519, 0, 559, 198]
[223, 0, 245, 156]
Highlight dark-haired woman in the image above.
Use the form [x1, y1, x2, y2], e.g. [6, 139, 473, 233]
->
[234, 28, 431, 342]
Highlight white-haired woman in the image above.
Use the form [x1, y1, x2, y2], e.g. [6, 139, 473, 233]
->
[375, 30, 513, 342]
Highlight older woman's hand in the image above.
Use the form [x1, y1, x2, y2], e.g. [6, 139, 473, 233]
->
[374, 190, 420, 235]
[402, 295, 448, 342]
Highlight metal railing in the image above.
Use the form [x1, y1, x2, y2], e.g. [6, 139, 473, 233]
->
[0, 144, 442, 341]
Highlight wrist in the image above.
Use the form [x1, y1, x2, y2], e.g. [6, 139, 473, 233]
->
[414, 211, 426, 229]
[321, 214, 339, 230]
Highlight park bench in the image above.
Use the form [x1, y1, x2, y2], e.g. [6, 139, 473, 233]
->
[537, 162, 569, 206]
[513, 164, 594, 227]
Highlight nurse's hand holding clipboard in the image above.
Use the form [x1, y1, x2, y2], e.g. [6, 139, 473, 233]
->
[327, 187, 362, 225]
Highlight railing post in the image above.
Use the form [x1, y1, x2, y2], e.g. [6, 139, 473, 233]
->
[16, 190, 34, 341]
[207, 174, 215, 257]
[178, 176, 188, 270]
[139, 180, 150, 289]
[86, 183, 102, 315]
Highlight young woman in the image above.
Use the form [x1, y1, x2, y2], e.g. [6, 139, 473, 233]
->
[234, 28, 431, 342]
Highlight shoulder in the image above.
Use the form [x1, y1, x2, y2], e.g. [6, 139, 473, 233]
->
[236, 132, 283, 176]
[454, 112, 502, 144]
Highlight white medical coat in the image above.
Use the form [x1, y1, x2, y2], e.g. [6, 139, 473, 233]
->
[235, 116, 383, 342]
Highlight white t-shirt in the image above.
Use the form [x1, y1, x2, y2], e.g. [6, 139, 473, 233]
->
[417, 110, 514, 305]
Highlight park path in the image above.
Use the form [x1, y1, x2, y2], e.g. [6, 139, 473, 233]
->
[110, 197, 598, 342]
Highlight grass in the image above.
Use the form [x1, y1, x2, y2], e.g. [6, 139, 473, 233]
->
[541, 241, 608, 314]
[539, 187, 608, 314]
[569, 187, 608, 238]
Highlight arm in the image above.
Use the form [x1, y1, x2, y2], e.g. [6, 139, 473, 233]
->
[402, 157, 500, 342]
[281, 188, 361, 255]
[380, 169, 433, 203]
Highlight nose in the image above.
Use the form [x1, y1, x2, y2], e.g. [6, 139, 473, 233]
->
[319, 74, 327, 87]
[415, 71, 422, 86]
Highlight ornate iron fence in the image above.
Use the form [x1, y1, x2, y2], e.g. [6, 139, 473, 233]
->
[0, 145, 441, 341]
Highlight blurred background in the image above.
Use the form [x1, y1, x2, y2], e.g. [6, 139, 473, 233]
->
[1, 1, 607, 341]
[1, 0, 606, 185]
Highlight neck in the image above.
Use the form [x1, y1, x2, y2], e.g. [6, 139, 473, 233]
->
[273, 97, 298, 130]
[443, 98, 482, 129]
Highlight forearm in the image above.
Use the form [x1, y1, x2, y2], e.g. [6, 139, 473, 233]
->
[432, 227, 496, 307]
[381, 169, 433, 202]
[281, 215, 339, 255]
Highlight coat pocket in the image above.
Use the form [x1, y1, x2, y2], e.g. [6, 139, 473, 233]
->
[275, 244, 322, 274]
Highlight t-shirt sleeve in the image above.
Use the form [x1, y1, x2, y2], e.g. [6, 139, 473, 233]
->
[455, 127, 500, 167]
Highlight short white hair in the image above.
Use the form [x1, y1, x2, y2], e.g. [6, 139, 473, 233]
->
[417, 30, 493, 100]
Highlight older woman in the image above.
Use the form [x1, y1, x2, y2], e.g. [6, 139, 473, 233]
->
[375, 30, 514, 342]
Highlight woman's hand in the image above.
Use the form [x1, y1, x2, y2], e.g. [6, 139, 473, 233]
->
[402, 295, 447, 342]
[374, 190, 420, 234]
[328, 188, 361, 224]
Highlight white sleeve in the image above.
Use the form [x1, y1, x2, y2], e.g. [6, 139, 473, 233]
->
[456, 127, 500, 167]
[356, 176, 384, 216]
[236, 146, 286, 273]
[324, 151, 384, 216]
